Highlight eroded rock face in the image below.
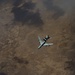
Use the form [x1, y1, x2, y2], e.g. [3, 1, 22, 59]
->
[0, 0, 75, 75]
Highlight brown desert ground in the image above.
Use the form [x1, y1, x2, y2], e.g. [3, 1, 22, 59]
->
[0, 0, 75, 75]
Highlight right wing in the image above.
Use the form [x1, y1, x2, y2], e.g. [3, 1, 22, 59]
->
[44, 43, 53, 46]
[38, 36, 43, 45]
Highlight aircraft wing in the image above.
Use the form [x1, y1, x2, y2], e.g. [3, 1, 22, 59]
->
[38, 36, 43, 45]
[44, 43, 53, 46]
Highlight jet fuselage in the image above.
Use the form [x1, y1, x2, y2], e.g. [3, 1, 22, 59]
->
[38, 37, 49, 49]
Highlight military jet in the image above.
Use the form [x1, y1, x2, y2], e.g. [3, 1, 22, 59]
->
[38, 35, 53, 49]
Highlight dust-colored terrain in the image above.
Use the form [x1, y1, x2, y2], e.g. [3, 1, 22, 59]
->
[0, 0, 75, 75]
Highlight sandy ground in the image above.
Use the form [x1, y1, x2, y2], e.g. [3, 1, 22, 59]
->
[0, 0, 75, 75]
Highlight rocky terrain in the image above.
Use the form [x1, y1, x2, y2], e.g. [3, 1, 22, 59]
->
[0, 0, 75, 75]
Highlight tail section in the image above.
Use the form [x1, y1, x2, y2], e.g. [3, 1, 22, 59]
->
[46, 35, 50, 38]
[43, 35, 50, 41]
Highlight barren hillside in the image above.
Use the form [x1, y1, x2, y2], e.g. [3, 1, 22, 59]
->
[0, 0, 75, 75]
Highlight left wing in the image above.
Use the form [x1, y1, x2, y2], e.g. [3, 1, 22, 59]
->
[44, 43, 53, 46]
[38, 36, 43, 45]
